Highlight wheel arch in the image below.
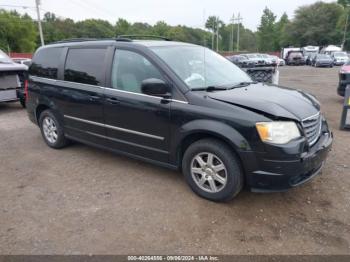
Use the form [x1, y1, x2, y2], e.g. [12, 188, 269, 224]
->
[174, 119, 251, 168]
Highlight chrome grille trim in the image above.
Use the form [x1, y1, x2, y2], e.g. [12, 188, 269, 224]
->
[302, 112, 322, 146]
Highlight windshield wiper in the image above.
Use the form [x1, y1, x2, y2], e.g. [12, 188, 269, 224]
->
[191, 86, 229, 92]
[229, 81, 258, 89]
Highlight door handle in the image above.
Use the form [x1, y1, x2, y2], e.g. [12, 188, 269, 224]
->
[106, 97, 120, 104]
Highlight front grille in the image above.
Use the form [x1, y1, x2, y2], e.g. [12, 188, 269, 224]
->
[302, 113, 322, 146]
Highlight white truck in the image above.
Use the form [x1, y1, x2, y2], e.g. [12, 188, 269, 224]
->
[320, 45, 342, 55]
[302, 46, 319, 58]
[281, 47, 301, 60]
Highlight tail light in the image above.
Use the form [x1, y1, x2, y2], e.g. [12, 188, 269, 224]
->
[24, 79, 28, 101]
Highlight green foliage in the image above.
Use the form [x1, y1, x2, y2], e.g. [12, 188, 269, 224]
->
[0, 9, 37, 52]
[3, 1, 350, 54]
[274, 13, 289, 50]
[257, 7, 277, 51]
[284, 2, 343, 47]
[338, 0, 350, 7]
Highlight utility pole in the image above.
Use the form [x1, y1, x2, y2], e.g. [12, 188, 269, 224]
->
[235, 13, 243, 52]
[35, 0, 45, 46]
[216, 16, 219, 52]
[236, 13, 241, 52]
[230, 13, 235, 52]
[342, 5, 350, 50]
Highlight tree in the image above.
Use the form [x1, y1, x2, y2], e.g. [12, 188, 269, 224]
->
[286, 2, 343, 47]
[0, 9, 37, 52]
[205, 16, 224, 50]
[152, 21, 170, 36]
[257, 7, 277, 51]
[274, 13, 290, 50]
[338, 0, 350, 7]
[115, 18, 130, 36]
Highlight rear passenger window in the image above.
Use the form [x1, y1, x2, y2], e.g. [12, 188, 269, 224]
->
[30, 47, 62, 79]
[64, 48, 106, 86]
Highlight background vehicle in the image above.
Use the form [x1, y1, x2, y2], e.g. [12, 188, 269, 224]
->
[241, 53, 265, 66]
[306, 53, 317, 65]
[338, 61, 350, 96]
[270, 55, 285, 66]
[286, 51, 306, 65]
[257, 54, 276, 66]
[312, 54, 334, 68]
[0, 49, 27, 107]
[226, 55, 254, 68]
[12, 58, 32, 67]
[320, 45, 342, 55]
[331, 52, 349, 66]
[281, 47, 301, 60]
[302, 46, 319, 60]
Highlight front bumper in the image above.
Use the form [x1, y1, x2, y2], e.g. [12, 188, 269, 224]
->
[334, 61, 347, 66]
[240, 122, 333, 192]
[316, 62, 333, 67]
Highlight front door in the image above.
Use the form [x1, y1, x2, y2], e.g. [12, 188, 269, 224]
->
[103, 48, 171, 163]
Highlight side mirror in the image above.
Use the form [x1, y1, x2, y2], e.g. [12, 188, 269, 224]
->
[141, 78, 170, 98]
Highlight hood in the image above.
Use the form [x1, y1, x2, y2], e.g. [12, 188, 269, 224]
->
[0, 62, 27, 72]
[208, 83, 320, 121]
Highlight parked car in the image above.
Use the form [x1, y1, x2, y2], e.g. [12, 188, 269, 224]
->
[312, 54, 334, 68]
[286, 51, 306, 65]
[241, 53, 266, 67]
[302, 46, 319, 60]
[270, 55, 285, 66]
[26, 37, 332, 202]
[338, 61, 350, 96]
[0, 49, 27, 107]
[331, 52, 349, 66]
[226, 55, 254, 68]
[257, 54, 276, 66]
[12, 57, 32, 67]
[306, 53, 317, 66]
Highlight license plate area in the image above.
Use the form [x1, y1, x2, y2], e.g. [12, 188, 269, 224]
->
[0, 89, 17, 102]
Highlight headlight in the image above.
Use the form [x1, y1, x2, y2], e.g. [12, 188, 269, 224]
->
[256, 121, 301, 144]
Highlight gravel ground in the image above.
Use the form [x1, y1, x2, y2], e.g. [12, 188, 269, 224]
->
[0, 66, 349, 255]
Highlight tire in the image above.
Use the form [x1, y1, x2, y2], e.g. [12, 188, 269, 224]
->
[19, 98, 26, 108]
[182, 138, 243, 202]
[39, 109, 69, 149]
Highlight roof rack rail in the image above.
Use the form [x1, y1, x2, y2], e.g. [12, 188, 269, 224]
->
[116, 35, 171, 41]
[52, 38, 100, 44]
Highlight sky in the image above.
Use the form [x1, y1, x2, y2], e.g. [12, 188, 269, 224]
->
[2, 0, 336, 31]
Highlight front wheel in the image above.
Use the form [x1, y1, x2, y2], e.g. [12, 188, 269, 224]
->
[182, 139, 243, 202]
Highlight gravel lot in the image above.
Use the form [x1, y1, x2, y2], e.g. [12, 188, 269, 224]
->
[0, 66, 349, 255]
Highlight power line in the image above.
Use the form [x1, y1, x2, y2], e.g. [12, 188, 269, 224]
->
[0, 4, 35, 9]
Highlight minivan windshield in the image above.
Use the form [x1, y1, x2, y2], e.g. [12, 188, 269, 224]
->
[151, 45, 251, 90]
[0, 49, 13, 64]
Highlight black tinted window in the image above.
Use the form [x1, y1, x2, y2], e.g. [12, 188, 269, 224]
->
[30, 47, 62, 79]
[64, 48, 106, 86]
[111, 50, 163, 93]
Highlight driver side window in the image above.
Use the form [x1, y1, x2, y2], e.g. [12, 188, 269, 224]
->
[111, 49, 164, 94]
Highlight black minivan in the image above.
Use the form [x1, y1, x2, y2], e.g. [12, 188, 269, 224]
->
[26, 37, 333, 202]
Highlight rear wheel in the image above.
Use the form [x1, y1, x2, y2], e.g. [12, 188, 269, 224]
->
[182, 139, 243, 202]
[39, 110, 69, 149]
